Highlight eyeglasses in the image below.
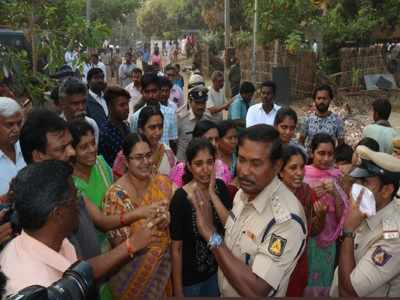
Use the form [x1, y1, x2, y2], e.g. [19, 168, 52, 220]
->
[129, 152, 153, 163]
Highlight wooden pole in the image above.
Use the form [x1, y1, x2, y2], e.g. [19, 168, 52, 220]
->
[251, 0, 258, 84]
[224, 0, 231, 99]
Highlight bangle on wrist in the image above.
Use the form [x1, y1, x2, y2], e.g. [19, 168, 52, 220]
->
[125, 238, 134, 258]
[207, 232, 223, 250]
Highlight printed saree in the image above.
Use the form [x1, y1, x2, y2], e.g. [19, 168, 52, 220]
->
[102, 175, 173, 300]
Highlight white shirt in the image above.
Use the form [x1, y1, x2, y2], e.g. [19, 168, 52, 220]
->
[89, 90, 109, 117]
[0, 142, 26, 195]
[166, 100, 177, 112]
[207, 86, 225, 121]
[60, 113, 99, 145]
[246, 103, 281, 127]
[169, 84, 184, 108]
[125, 83, 142, 120]
[64, 51, 78, 70]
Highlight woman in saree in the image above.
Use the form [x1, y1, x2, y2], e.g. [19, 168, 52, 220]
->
[102, 133, 173, 300]
[279, 145, 327, 296]
[304, 133, 348, 296]
[112, 106, 176, 178]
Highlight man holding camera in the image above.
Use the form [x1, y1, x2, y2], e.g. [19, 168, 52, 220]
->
[0, 160, 159, 296]
[330, 146, 400, 297]
[4, 109, 168, 296]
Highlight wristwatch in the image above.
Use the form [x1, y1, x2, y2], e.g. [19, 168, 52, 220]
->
[208, 232, 223, 249]
[342, 229, 355, 239]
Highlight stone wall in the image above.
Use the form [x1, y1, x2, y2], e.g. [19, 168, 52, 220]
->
[339, 45, 389, 89]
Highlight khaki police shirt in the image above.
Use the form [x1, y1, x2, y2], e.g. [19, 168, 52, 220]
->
[330, 199, 400, 297]
[176, 108, 211, 161]
[218, 176, 307, 297]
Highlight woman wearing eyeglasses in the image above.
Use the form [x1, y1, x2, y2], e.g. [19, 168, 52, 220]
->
[102, 133, 173, 300]
[112, 106, 176, 179]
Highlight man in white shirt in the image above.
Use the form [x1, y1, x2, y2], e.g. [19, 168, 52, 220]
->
[58, 77, 99, 144]
[0, 97, 26, 196]
[83, 53, 107, 82]
[125, 67, 143, 118]
[207, 71, 233, 121]
[64, 48, 78, 71]
[165, 64, 185, 108]
[246, 80, 281, 127]
[119, 52, 137, 88]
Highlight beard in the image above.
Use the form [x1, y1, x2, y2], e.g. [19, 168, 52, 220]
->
[316, 103, 329, 113]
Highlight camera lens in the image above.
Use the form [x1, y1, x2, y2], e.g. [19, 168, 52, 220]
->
[47, 261, 95, 300]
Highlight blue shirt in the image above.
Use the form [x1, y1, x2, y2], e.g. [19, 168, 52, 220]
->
[228, 94, 251, 120]
[130, 104, 178, 146]
[98, 121, 130, 166]
[143, 51, 150, 63]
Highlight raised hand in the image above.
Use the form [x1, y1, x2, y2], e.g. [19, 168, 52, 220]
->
[140, 202, 168, 219]
[313, 200, 327, 219]
[208, 165, 217, 197]
[323, 179, 336, 195]
[313, 183, 326, 198]
[188, 187, 215, 241]
[128, 222, 161, 252]
[344, 188, 367, 231]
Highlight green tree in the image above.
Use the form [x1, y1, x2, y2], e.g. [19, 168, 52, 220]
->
[0, 0, 110, 103]
[91, 0, 141, 26]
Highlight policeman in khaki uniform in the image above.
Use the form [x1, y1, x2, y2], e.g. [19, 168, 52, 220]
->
[176, 85, 211, 161]
[330, 145, 400, 297]
[189, 125, 307, 297]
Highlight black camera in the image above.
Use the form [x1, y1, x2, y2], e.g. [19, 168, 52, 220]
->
[7, 261, 95, 300]
[0, 203, 21, 234]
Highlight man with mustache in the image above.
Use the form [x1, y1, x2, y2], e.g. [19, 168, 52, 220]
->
[129, 73, 178, 150]
[0, 97, 25, 197]
[299, 85, 344, 151]
[0, 97, 25, 246]
[59, 77, 99, 144]
[189, 124, 307, 297]
[19, 109, 165, 260]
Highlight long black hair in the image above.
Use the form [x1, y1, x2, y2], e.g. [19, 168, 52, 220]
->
[138, 105, 164, 130]
[122, 133, 150, 158]
[183, 138, 216, 184]
[310, 133, 335, 154]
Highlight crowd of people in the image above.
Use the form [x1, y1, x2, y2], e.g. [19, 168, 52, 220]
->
[0, 53, 400, 299]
